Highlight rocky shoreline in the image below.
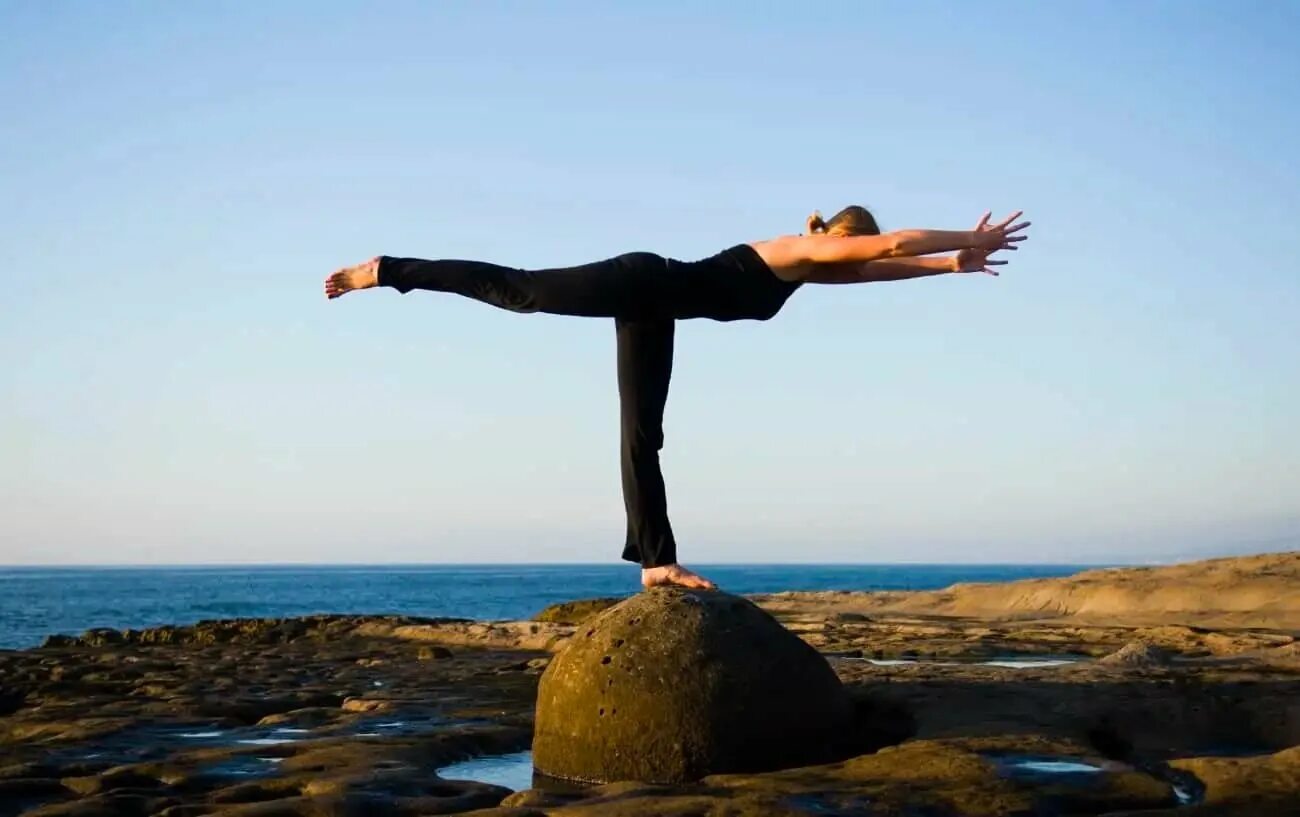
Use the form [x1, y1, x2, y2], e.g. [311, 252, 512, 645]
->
[3, 553, 1298, 816]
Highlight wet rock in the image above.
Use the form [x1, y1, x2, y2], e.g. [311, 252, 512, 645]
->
[499, 788, 581, 808]
[533, 588, 856, 784]
[61, 766, 163, 795]
[1100, 641, 1174, 667]
[0, 776, 68, 797]
[1172, 745, 1300, 810]
[23, 792, 176, 817]
[340, 698, 392, 714]
[416, 646, 453, 661]
[533, 598, 623, 625]
[0, 684, 28, 716]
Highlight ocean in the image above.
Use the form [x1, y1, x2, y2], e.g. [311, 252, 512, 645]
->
[0, 563, 1094, 650]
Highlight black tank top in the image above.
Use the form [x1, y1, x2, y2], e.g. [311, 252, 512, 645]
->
[664, 243, 802, 322]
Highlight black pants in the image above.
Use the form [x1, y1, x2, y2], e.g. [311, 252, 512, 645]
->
[379, 253, 684, 567]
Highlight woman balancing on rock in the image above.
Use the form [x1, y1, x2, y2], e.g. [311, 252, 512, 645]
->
[324, 207, 1030, 590]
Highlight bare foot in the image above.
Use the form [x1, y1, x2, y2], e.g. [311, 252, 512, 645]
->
[324, 258, 380, 300]
[641, 564, 717, 591]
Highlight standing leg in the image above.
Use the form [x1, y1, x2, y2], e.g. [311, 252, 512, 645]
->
[616, 317, 677, 568]
[616, 319, 717, 590]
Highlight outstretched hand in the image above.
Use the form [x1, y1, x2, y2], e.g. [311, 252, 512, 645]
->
[959, 211, 1030, 275]
[972, 210, 1030, 253]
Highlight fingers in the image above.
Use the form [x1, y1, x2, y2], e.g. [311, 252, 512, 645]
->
[1003, 220, 1031, 236]
[994, 210, 1024, 230]
[976, 211, 991, 231]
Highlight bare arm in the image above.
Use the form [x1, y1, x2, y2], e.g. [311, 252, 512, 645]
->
[805, 246, 1012, 284]
[754, 230, 980, 270]
[751, 211, 1028, 281]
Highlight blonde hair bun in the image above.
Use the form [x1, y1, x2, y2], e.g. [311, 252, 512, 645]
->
[805, 211, 827, 234]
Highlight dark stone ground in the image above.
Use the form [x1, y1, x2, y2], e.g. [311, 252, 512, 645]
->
[2, 612, 1298, 816]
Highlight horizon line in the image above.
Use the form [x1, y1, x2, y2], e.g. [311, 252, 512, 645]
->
[0, 560, 1124, 569]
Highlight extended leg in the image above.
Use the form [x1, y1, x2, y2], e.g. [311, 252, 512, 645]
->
[326, 252, 672, 319]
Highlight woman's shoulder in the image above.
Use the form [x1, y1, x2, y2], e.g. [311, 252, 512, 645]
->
[744, 235, 813, 282]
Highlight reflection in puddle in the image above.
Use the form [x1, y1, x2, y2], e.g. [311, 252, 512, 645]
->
[237, 737, 298, 746]
[1012, 759, 1103, 774]
[989, 754, 1112, 786]
[438, 751, 535, 792]
[180, 731, 224, 739]
[199, 756, 283, 779]
[852, 656, 1081, 669]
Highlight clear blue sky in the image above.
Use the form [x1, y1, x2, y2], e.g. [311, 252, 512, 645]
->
[3, 1, 1297, 566]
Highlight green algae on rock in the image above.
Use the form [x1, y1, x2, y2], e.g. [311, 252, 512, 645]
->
[532, 588, 855, 785]
[534, 598, 625, 625]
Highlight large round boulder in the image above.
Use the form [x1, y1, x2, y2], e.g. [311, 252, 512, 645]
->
[532, 587, 855, 784]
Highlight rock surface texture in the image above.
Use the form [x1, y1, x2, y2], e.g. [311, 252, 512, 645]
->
[2, 552, 1298, 816]
[532, 588, 855, 784]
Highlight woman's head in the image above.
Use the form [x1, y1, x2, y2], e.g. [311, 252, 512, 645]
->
[805, 205, 880, 236]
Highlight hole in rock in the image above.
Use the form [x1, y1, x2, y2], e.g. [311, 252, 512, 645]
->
[612, 639, 624, 648]
[600, 656, 611, 665]
[1170, 772, 1205, 806]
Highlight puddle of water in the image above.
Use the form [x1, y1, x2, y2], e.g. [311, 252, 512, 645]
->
[237, 737, 298, 746]
[274, 728, 312, 734]
[1012, 759, 1103, 774]
[987, 753, 1113, 784]
[855, 657, 1080, 669]
[438, 751, 535, 792]
[179, 731, 225, 739]
[1173, 784, 1194, 804]
[198, 756, 283, 779]
[338, 713, 450, 738]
